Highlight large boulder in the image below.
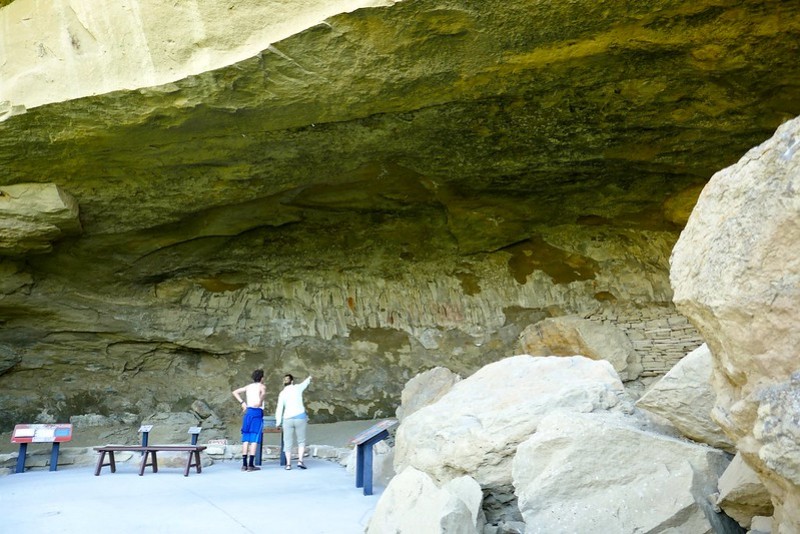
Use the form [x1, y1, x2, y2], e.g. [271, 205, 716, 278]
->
[715, 453, 774, 529]
[519, 315, 643, 381]
[394, 355, 632, 489]
[396, 366, 462, 421]
[671, 115, 800, 532]
[513, 412, 738, 534]
[367, 466, 484, 534]
[636, 343, 734, 451]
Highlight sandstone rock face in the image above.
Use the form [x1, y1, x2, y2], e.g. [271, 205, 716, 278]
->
[750, 516, 774, 534]
[0, 343, 21, 376]
[0, 183, 81, 255]
[513, 412, 736, 534]
[394, 355, 632, 489]
[671, 116, 800, 532]
[396, 366, 462, 421]
[0, 0, 397, 110]
[716, 452, 774, 529]
[0, 1, 798, 443]
[367, 466, 483, 534]
[519, 315, 642, 381]
[636, 343, 734, 451]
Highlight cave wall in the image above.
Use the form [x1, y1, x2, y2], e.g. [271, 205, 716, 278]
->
[0, 223, 698, 447]
[1, 0, 798, 446]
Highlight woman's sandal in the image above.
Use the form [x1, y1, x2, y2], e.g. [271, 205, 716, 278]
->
[285, 465, 291, 470]
[297, 462, 307, 470]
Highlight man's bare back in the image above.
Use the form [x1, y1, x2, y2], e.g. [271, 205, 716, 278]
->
[244, 381, 266, 408]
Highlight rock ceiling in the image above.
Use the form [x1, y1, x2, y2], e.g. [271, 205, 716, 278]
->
[0, 0, 799, 430]
[2, 1, 797, 264]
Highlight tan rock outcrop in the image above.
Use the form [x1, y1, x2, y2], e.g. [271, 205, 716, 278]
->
[671, 115, 800, 533]
[519, 315, 643, 381]
[367, 466, 483, 534]
[394, 355, 632, 489]
[396, 366, 461, 421]
[636, 343, 734, 451]
[0, 183, 81, 255]
[513, 412, 736, 533]
[716, 453, 774, 529]
[0, 0, 398, 110]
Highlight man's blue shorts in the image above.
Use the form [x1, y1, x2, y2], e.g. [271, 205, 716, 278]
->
[241, 407, 263, 443]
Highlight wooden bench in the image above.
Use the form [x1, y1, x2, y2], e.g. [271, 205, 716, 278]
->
[94, 445, 207, 477]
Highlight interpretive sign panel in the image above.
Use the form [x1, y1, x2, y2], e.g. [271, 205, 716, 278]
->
[350, 419, 398, 446]
[11, 424, 73, 443]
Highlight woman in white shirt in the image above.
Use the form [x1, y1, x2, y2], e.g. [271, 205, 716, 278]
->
[275, 373, 312, 469]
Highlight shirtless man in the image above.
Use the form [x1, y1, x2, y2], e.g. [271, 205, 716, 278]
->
[232, 369, 266, 471]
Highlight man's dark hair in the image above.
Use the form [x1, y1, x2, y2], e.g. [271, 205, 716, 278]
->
[252, 369, 264, 382]
[284, 373, 294, 385]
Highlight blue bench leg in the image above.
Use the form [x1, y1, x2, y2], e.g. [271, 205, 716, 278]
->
[49, 442, 60, 471]
[15, 443, 27, 474]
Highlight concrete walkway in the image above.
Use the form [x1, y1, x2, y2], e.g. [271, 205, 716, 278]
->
[0, 452, 383, 533]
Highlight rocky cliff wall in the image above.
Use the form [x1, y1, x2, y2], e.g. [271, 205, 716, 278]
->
[0, 222, 687, 444]
[1, 0, 798, 446]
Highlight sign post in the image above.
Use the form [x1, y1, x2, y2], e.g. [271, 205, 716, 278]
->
[188, 426, 202, 445]
[350, 419, 398, 496]
[138, 425, 153, 448]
